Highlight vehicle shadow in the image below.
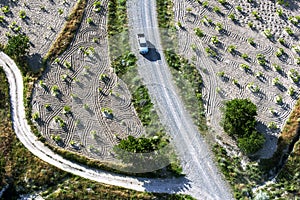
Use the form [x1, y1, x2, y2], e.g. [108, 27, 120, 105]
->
[143, 41, 161, 62]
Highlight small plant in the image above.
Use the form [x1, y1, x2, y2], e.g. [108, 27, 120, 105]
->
[51, 85, 59, 96]
[276, 8, 283, 17]
[194, 28, 204, 37]
[227, 45, 236, 54]
[92, 37, 99, 43]
[269, 108, 276, 115]
[268, 122, 278, 130]
[202, 1, 209, 8]
[288, 86, 295, 96]
[90, 130, 97, 139]
[39, 80, 46, 88]
[93, 1, 102, 12]
[296, 57, 300, 65]
[218, 0, 227, 5]
[252, 10, 260, 19]
[2, 6, 10, 14]
[205, 47, 217, 57]
[101, 107, 113, 118]
[241, 53, 249, 60]
[61, 74, 68, 81]
[211, 36, 219, 44]
[255, 71, 263, 78]
[99, 73, 108, 81]
[32, 112, 39, 121]
[247, 38, 255, 46]
[272, 77, 282, 86]
[240, 63, 250, 71]
[52, 135, 62, 142]
[288, 69, 300, 83]
[45, 104, 51, 110]
[19, 10, 26, 19]
[186, 7, 192, 12]
[58, 8, 63, 15]
[292, 46, 300, 54]
[275, 48, 284, 57]
[232, 79, 239, 86]
[228, 13, 235, 21]
[285, 27, 294, 35]
[247, 82, 260, 93]
[275, 95, 283, 104]
[263, 29, 273, 39]
[191, 44, 197, 51]
[213, 6, 221, 14]
[63, 105, 71, 115]
[83, 104, 89, 110]
[217, 71, 225, 77]
[87, 17, 93, 24]
[272, 64, 282, 72]
[256, 54, 266, 66]
[236, 6, 242, 12]
[54, 58, 60, 63]
[278, 38, 285, 45]
[215, 23, 223, 32]
[64, 61, 72, 69]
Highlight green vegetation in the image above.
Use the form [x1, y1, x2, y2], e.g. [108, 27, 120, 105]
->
[165, 50, 206, 132]
[4, 34, 30, 71]
[194, 27, 204, 38]
[213, 144, 263, 199]
[107, 0, 129, 58]
[221, 99, 265, 154]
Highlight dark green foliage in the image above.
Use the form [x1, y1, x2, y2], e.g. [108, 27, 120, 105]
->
[222, 99, 257, 136]
[131, 85, 153, 126]
[115, 135, 164, 154]
[4, 34, 29, 62]
[222, 99, 265, 154]
[164, 50, 206, 131]
[111, 52, 137, 76]
[238, 131, 265, 154]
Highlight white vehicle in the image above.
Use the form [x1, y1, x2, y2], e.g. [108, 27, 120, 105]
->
[137, 33, 149, 54]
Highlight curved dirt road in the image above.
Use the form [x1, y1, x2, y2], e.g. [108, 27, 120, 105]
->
[127, 0, 233, 199]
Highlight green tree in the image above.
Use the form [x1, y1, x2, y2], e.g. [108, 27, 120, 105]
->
[222, 99, 257, 137]
[4, 34, 30, 61]
[221, 99, 265, 154]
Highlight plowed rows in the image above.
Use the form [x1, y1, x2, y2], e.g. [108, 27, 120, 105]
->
[31, 0, 144, 162]
[174, 0, 300, 158]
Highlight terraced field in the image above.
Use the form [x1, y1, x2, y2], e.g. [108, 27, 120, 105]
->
[174, 0, 300, 158]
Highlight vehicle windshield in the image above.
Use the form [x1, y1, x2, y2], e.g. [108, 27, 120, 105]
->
[140, 43, 147, 47]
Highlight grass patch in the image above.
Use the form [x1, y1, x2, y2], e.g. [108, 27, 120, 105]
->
[164, 50, 207, 132]
[45, 0, 87, 62]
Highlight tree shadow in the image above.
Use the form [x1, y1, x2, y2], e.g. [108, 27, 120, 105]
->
[141, 176, 192, 194]
[27, 53, 43, 73]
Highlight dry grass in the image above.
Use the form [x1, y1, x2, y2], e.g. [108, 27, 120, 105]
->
[261, 99, 300, 170]
[45, 0, 87, 61]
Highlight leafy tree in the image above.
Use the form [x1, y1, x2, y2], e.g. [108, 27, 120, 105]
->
[222, 99, 257, 137]
[4, 34, 29, 61]
[221, 99, 265, 154]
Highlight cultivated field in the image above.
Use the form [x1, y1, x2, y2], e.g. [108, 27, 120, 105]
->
[0, 0, 144, 163]
[174, 0, 300, 158]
